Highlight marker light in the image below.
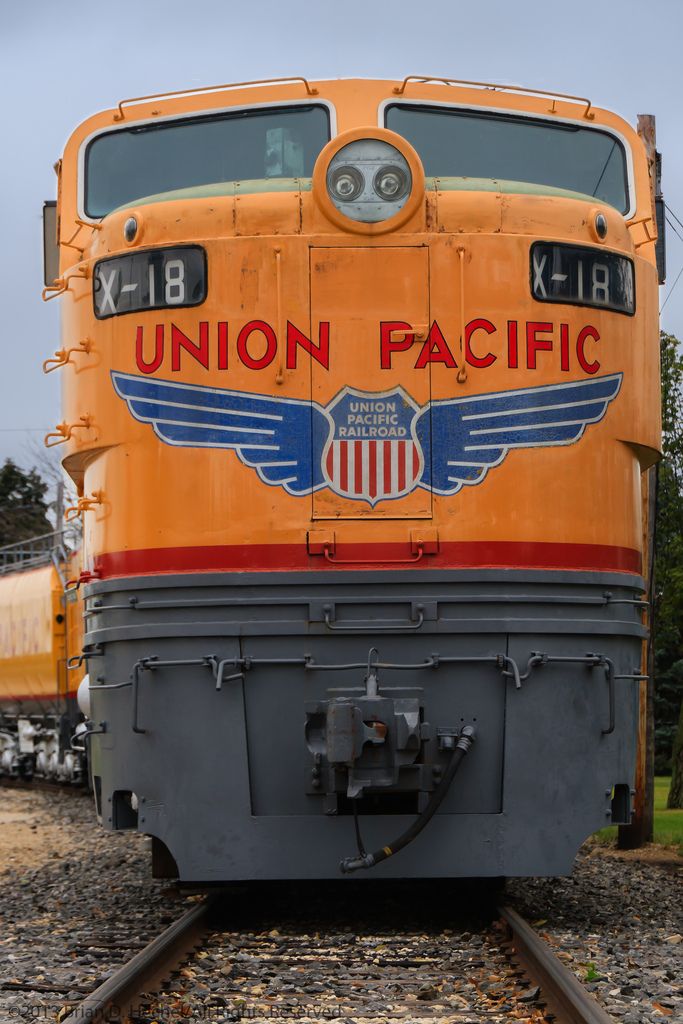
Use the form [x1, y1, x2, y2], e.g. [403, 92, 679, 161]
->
[595, 212, 608, 239]
[325, 139, 412, 223]
[123, 216, 138, 243]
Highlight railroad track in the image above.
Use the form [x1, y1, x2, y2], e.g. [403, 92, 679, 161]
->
[52, 886, 616, 1024]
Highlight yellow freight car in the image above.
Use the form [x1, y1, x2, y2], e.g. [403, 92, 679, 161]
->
[0, 535, 86, 782]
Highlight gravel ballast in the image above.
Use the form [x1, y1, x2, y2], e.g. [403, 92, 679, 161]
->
[0, 786, 680, 1023]
[508, 845, 682, 1023]
[0, 787, 183, 1021]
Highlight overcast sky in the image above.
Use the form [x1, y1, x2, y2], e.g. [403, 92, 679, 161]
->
[2, 0, 681, 470]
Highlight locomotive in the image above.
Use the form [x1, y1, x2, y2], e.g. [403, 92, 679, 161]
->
[0, 532, 86, 784]
[42, 76, 663, 881]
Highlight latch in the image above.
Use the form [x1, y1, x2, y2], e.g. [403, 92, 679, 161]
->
[308, 529, 335, 556]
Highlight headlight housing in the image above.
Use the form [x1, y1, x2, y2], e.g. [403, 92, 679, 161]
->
[313, 127, 424, 234]
[326, 139, 412, 223]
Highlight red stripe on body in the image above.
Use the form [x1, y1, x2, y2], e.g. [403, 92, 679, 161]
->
[95, 542, 643, 577]
[369, 443, 377, 500]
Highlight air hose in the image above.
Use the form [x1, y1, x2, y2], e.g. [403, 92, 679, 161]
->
[339, 725, 476, 873]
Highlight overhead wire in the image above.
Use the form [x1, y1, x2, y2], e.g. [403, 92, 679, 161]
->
[665, 203, 683, 234]
[590, 140, 617, 200]
[665, 214, 683, 246]
[660, 203, 683, 316]
[661, 266, 683, 314]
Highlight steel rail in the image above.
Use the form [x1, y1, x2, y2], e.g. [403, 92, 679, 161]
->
[59, 896, 213, 1023]
[500, 905, 616, 1024]
[54, 894, 617, 1022]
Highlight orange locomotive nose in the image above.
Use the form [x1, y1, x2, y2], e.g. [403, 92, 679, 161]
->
[43, 75, 661, 880]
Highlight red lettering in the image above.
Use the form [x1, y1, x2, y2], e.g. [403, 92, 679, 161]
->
[218, 322, 229, 370]
[380, 321, 415, 369]
[465, 318, 497, 368]
[236, 320, 277, 370]
[135, 325, 164, 374]
[507, 321, 518, 369]
[414, 321, 457, 369]
[286, 321, 330, 370]
[560, 323, 570, 372]
[171, 322, 209, 371]
[131, 316, 602, 377]
[526, 321, 553, 370]
[577, 325, 600, 375]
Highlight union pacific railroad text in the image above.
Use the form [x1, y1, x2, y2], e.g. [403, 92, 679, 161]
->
[134, 318, 602, 376]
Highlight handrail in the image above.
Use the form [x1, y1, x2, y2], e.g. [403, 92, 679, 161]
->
[0, 529, 67, 555]
[392, 75, 594, 119]
[113, 76, 319, 121]
[43, 338, 93, 374]
[0, 528, 79, 574]
[44, 414, 94, 449]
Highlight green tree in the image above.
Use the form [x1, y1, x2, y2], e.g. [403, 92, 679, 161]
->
[0, 459, 52, 546]
[654, 333, 683, 806]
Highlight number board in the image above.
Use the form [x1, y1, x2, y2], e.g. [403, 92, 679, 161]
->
[93, 246, 207, 319]
[531, 242, 635, 316]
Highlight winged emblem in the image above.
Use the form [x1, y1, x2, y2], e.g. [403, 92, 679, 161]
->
[112, 371, 622, 504]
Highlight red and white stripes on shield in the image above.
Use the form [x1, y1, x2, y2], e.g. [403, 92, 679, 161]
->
[325, 439, 421, 503]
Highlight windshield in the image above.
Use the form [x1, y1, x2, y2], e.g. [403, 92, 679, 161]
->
[85, 104, 330, 217]
[386, 104, 629, 213]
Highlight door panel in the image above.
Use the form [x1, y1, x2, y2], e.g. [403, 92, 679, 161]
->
[310, 247, 431, 520]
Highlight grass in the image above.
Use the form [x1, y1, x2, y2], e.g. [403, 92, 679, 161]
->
[593, 776, 683, 853]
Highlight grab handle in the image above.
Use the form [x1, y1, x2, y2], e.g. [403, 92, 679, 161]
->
[324, 543, 424, 565]
[323, 602, 425, 632]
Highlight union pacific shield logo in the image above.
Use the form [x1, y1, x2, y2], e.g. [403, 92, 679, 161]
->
[321, 387, 423, 506]
[111, 371, 623, 505]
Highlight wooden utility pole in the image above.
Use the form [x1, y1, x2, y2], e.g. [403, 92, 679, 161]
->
[618, 114, 662, 848]
[619, 465, 656, 848]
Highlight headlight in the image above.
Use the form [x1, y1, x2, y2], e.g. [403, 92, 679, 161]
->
[329, 165, 365, 202]
[374, 165, 409, 201]
[325, 139, 413, 223]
